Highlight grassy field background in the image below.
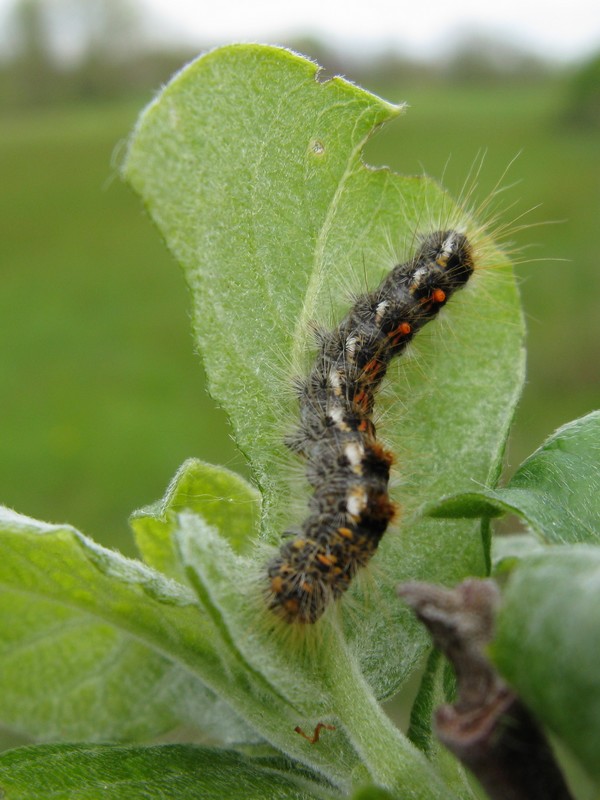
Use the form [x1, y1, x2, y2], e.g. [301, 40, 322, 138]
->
[1, 75, 598, 552]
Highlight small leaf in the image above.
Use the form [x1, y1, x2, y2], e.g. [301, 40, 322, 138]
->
[429, 411, 600, 545]
[491, 546, 600, 782]
[0, 743, 337, 800]
[131, 458, 261, 583]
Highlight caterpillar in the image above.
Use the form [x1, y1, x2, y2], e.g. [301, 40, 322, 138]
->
[266, 229, 475, 623]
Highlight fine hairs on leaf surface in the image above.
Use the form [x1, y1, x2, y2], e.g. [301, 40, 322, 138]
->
[0, 42, 598, 800]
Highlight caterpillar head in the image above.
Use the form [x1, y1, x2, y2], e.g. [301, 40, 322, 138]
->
[417, 230, 474, 289]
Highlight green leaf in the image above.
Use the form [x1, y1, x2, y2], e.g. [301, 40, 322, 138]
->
[123, 43, 525, 699]
[0, 507, 257, 745]
[0, 503, 461, 796]
[0, 743, 337, 800]
[131, 458, 261, 583]
[491, 546, 600, 782]
[430, 411, 600, 544]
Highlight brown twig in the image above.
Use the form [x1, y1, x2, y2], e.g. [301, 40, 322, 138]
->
[398, 579, 573, 800]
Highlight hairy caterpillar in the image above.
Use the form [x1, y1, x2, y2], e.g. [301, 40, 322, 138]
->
[265, 229, 475, 623]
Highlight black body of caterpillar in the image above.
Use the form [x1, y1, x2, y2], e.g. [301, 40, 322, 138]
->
[266, 230, 475, 623]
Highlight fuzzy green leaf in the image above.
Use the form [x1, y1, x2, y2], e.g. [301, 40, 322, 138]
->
[491, 546, 600, 783]
[131, 458, 261, 583]
[0, 507, 257, 745]
[123, 44, 525, 699]
[430, 411, 600, 544]
[0, 743, 337, 800]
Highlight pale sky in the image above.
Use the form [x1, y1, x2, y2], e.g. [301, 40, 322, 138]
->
[141, 0, 600, 62]
[1, 0, 599, 63]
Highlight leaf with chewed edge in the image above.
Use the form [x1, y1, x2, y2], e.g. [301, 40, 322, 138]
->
[123, 43, 525, 701]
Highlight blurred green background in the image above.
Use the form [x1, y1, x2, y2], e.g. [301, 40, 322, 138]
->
[1, 0, 599, 554]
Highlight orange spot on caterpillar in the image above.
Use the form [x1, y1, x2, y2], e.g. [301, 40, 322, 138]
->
[353, 389, 367, 407]
[388, 321, 412, 338]
[271, 575, 284, 593]
[316, 553, 337, 567]
[432, 288, 446, 303]
[294, 723, 336, 744]
[284, 598, 300, 615]
[388, 322, 412, 347]
[364, 358, 382, 376]
[338, 527, 353, 539]
[292, 539, 307, 550]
